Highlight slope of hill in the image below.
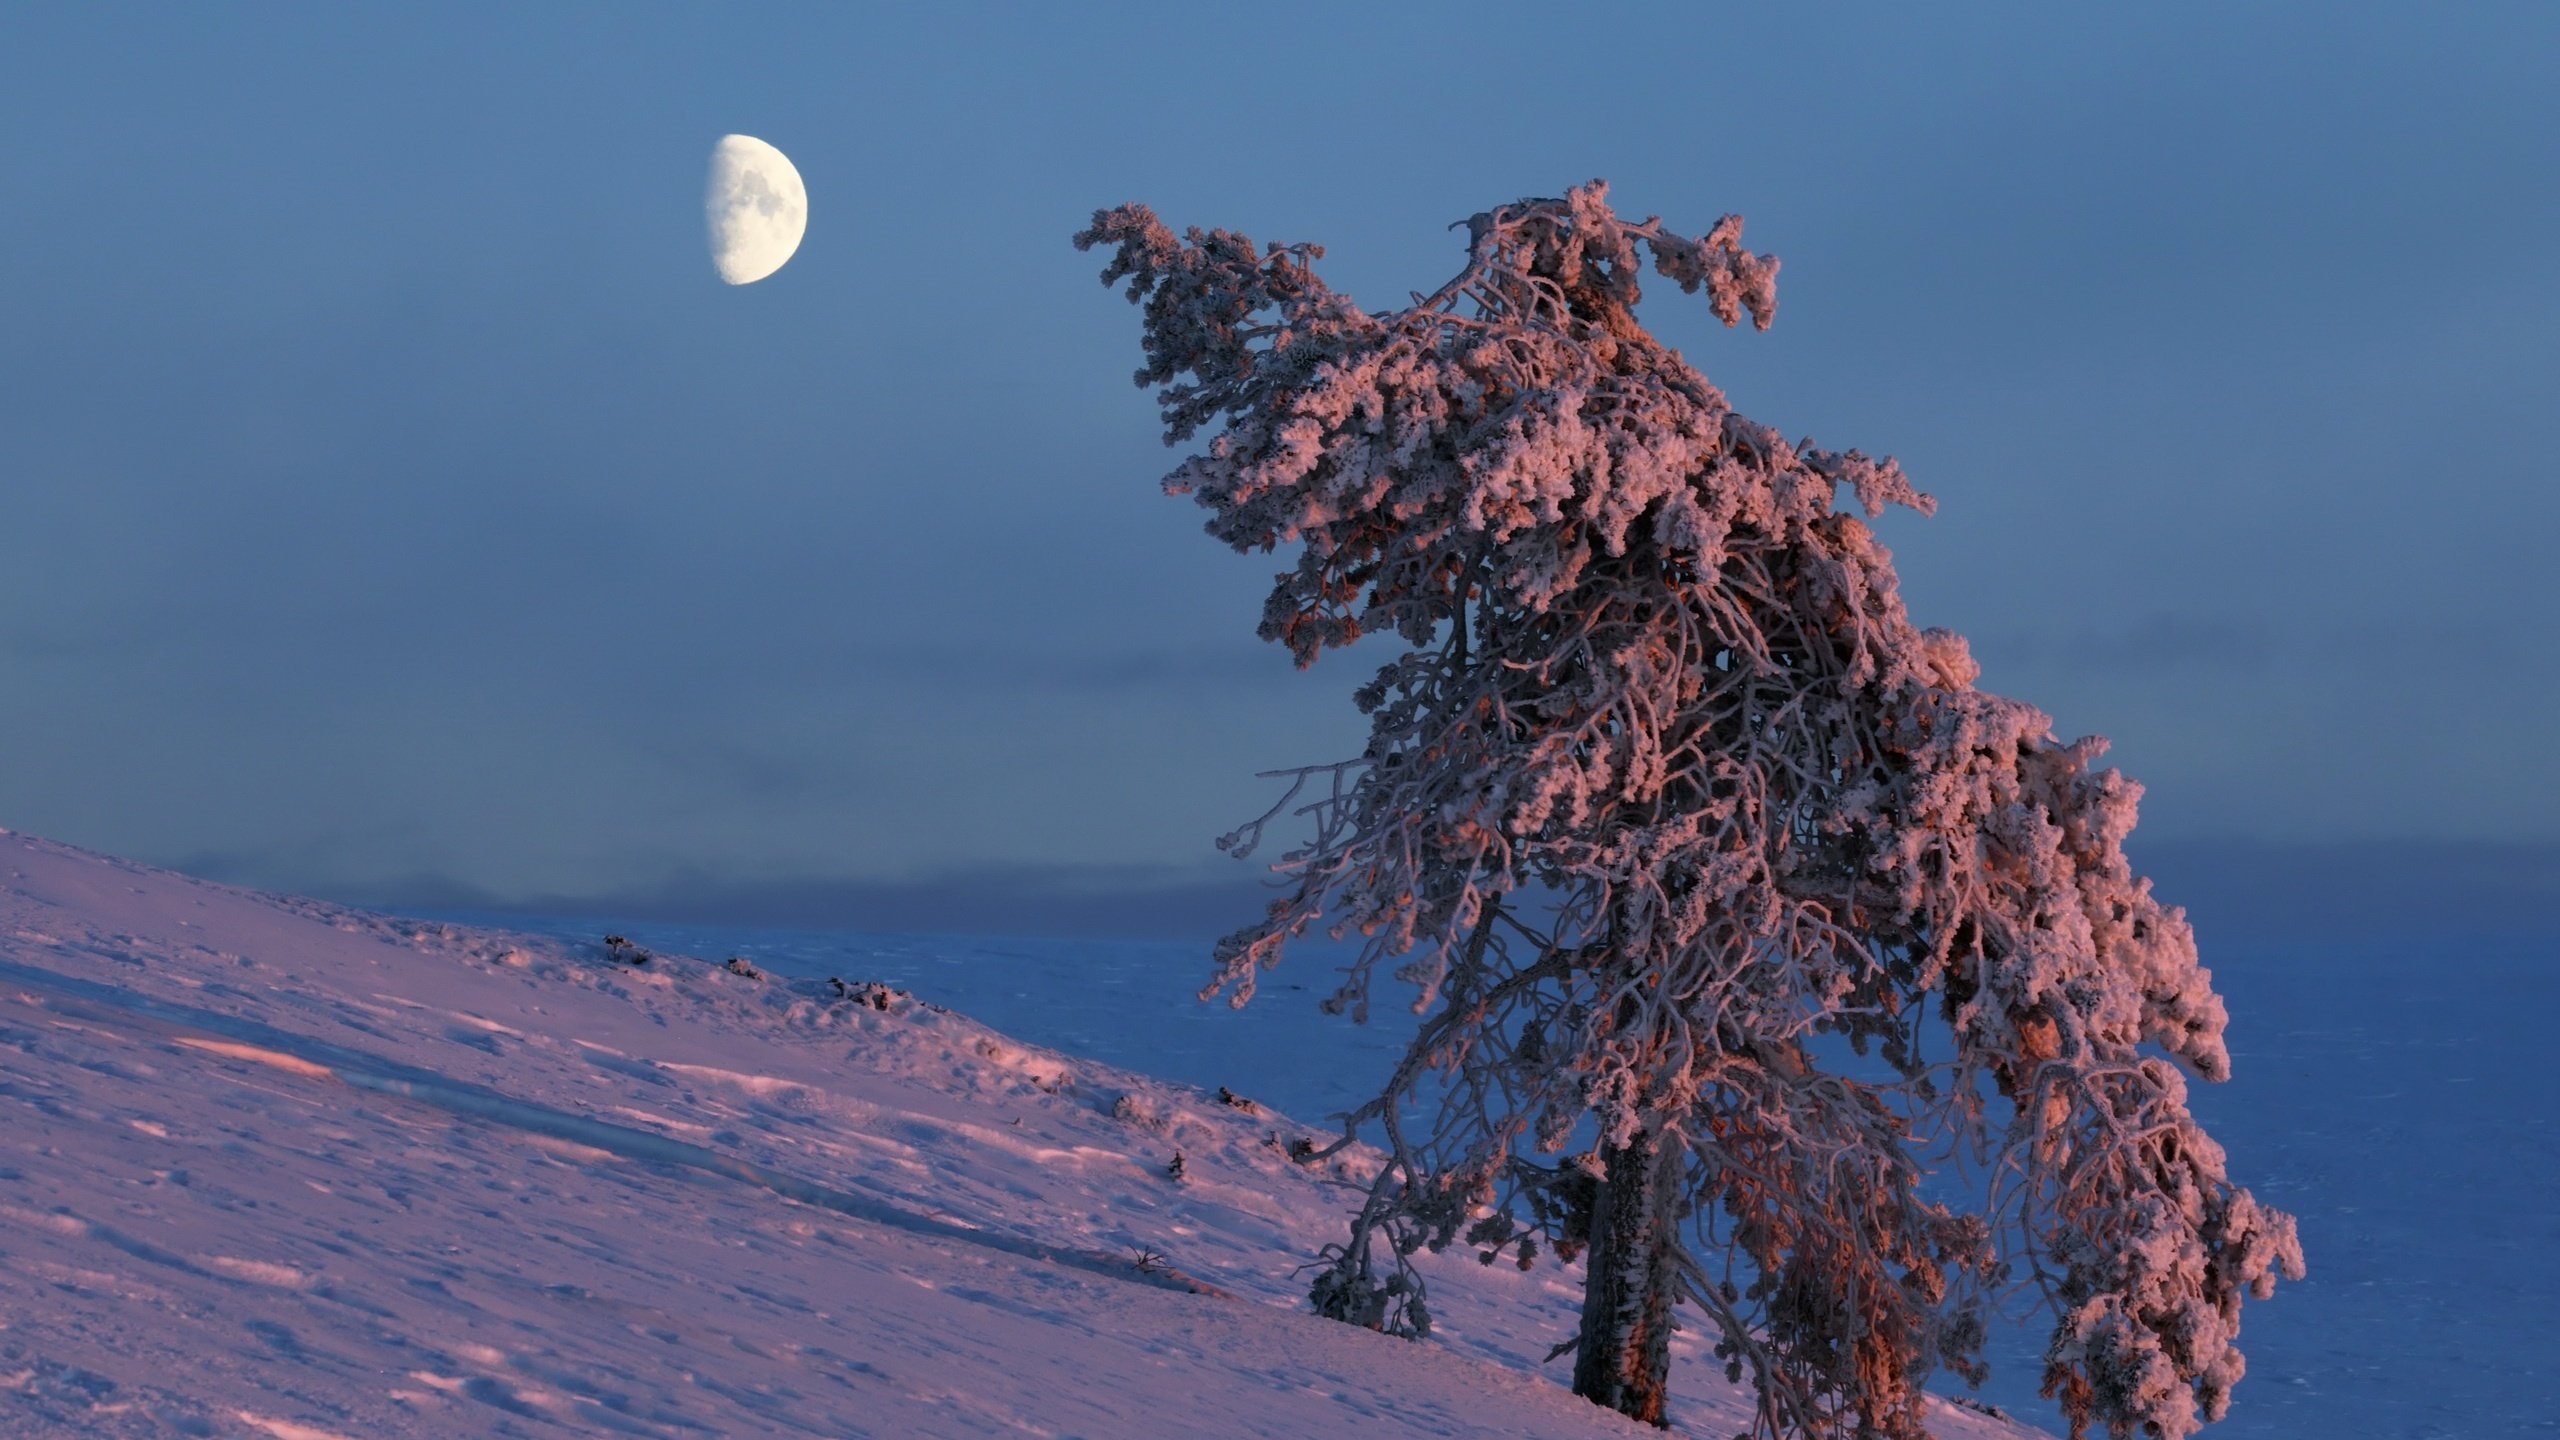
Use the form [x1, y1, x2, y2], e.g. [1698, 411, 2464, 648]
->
[0, 828, 2038, 1438]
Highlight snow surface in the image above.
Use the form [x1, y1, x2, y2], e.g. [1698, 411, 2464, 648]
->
[0, 828, 2046, 1439]
[457, 903, 2560, 1439]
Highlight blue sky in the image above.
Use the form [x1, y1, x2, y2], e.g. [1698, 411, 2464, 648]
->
[2, 4, 2552, 933]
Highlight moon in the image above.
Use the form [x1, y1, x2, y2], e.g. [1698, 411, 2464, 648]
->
[705, 135, 806, 285]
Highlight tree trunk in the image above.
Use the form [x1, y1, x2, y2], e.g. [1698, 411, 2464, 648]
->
[1572, 1128, 1684, 1426]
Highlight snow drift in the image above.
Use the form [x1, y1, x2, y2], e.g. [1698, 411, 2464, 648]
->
[0, 827, 2041, 1438]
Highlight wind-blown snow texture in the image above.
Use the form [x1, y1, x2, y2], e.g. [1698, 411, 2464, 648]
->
[0, 828, 2044, 1438]
[474, 915, 2557, 1440]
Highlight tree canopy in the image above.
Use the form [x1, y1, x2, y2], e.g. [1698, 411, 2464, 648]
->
[1078, 182, 2300, 1439]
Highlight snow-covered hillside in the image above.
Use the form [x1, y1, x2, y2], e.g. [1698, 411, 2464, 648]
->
[0, 828, 2042, 1439]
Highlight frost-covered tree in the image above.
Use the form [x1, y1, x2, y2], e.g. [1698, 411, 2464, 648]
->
[1076, 183, 2300, 1439]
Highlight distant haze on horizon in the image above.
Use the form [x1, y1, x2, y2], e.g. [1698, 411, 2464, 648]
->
[3, 5, 2554, 937]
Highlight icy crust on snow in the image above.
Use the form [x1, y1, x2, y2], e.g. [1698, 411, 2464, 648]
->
[0, 828, 2041, 1438]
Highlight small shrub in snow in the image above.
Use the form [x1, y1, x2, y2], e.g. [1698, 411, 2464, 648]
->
[1079, 183, 2301, 1439]
[1308, 1265, 1426, 1338]
[826, 978, 909, 1013]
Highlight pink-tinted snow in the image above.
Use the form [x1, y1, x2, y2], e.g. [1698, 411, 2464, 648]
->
[0, 828, 2042, 1438]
